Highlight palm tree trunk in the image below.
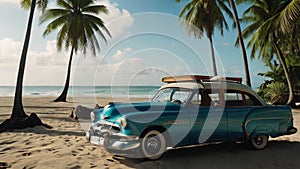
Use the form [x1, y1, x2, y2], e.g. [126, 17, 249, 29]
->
[273, 35, 294, 105]
[53, 46, 75, 102]
[208, 37, 218, 76]
[228, 0, 251, 87]
[11, 0, 37, 119]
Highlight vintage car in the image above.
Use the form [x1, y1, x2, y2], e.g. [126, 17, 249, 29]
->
[86, 75, 297, 160]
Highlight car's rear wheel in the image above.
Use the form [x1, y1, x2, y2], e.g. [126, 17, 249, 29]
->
[141, 130, 166, 160]
[251, 134, 269, 150]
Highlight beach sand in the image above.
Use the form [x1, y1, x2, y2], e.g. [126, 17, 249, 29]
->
[0, 96, 300, 169]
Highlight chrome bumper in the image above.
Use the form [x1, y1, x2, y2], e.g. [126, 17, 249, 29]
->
[86, 123, 140, 152]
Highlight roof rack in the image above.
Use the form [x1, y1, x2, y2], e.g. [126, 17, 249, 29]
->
[162, 75, 242, 84]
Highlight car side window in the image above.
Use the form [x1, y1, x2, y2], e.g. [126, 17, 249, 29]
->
[190, 92, 202, 105]
[225, 92, 243, 106]
[171, 90, 190, 103]
[208, 92, 220, 105]
[190, 90, 218, 106]
[225, 90, 262, 107]
[244, 94, 255, 106]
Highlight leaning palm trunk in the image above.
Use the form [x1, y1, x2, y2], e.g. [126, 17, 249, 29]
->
[0, 0, 51, 132]
[53, 46, 75, 102]
[11, 0, 37, 119]
[228, 0, 251, 87]
[273, 34, 294, 105]
[208, 37, 218, 76]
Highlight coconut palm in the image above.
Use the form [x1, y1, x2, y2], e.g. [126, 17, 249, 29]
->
[229, 0, 252, 86]
[40, 0, 111, 102]
[241, 0, 296, 105]
[0, 0, 50, 131]
[11, 0, 48, 119]
[177, 0, 230, 76]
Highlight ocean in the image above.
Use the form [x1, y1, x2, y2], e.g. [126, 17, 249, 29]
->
[0, 86, 160, 98]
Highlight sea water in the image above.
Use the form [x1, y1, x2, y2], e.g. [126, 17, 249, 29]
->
[0, 86, 160, 98]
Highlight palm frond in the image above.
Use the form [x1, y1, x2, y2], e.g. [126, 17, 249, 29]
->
[278, 0, 300, 33]
[37, 0, 48, 11]
[57, 0, 72, 10]
[40, 0, 111, 56]
[20, 0, 31, 10]
[82, 5, 109, 15]
[40, 8, 70, 24]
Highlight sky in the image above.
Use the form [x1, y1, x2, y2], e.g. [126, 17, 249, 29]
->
[0, 0, 268, 88]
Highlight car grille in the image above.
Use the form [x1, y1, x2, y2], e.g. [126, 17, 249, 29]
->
[95, 121, 121, 133]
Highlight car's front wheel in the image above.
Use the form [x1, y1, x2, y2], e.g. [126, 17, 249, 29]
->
[251, 134, 269, 150]
[140, 130, 166, 160]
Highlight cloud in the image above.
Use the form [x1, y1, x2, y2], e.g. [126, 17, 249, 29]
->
[112, 47, 132, 61]
[0, 0, 134, 85]
[98, 0, 134, 39]
[0, 38, 22, 65]
[31, 40, 68, 66]
[0, 38, 71, 85]
[0, 0, 18, 5]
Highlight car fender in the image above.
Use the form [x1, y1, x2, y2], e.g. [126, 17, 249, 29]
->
[243, 106, 291, 138]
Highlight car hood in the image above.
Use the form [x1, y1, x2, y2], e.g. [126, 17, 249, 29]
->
[99, 101, 181, 122]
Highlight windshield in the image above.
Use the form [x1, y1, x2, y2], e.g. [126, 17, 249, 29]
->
[152, 88, 192, 104]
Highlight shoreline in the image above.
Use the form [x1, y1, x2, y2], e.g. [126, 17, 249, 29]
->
[0, 96, 150, 107]
[0, 96, 300, 168]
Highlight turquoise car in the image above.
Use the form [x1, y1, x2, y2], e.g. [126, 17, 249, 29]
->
[86, 75, 297, 160]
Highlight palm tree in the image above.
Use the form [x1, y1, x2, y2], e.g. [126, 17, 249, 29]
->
[11, 0, 48, 119]
[0, 0, 50, 131]
[229, 0, 252, 87]
[177, 0, 230, 76]
[40, 0, 111, 102]
[241, 0, 296, 105]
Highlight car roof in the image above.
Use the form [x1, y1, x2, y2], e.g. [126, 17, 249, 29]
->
[160, 82, 204, 90]
[160, 81, 266, 105]
[161, 81, 250, 91]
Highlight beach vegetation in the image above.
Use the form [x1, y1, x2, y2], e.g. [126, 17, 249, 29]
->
[258, 56, 300, 104]
[40, 0, 111, 102]
[240, 0, 300, 105]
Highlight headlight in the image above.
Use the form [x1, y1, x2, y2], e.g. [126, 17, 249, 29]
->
[120, 116, 127, 128]
[90, 111, 95, 122]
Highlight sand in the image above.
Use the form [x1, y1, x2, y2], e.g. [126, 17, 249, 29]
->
[0, 96, 300, 169]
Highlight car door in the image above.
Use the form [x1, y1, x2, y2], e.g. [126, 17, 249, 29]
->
[187, 89, 227, 144]
[225, 90, 262, 140]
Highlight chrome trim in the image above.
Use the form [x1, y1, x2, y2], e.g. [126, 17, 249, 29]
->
[227, 120, 243, 127]
[164, 120, 190, 125]
[96, 120, 120, 130]
[96, 120, 114, 126]
[110, 132, 139, 141]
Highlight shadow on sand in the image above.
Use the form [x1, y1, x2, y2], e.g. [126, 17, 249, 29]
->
[7, 125, 85, 137]
[116, 140, 300, 169]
